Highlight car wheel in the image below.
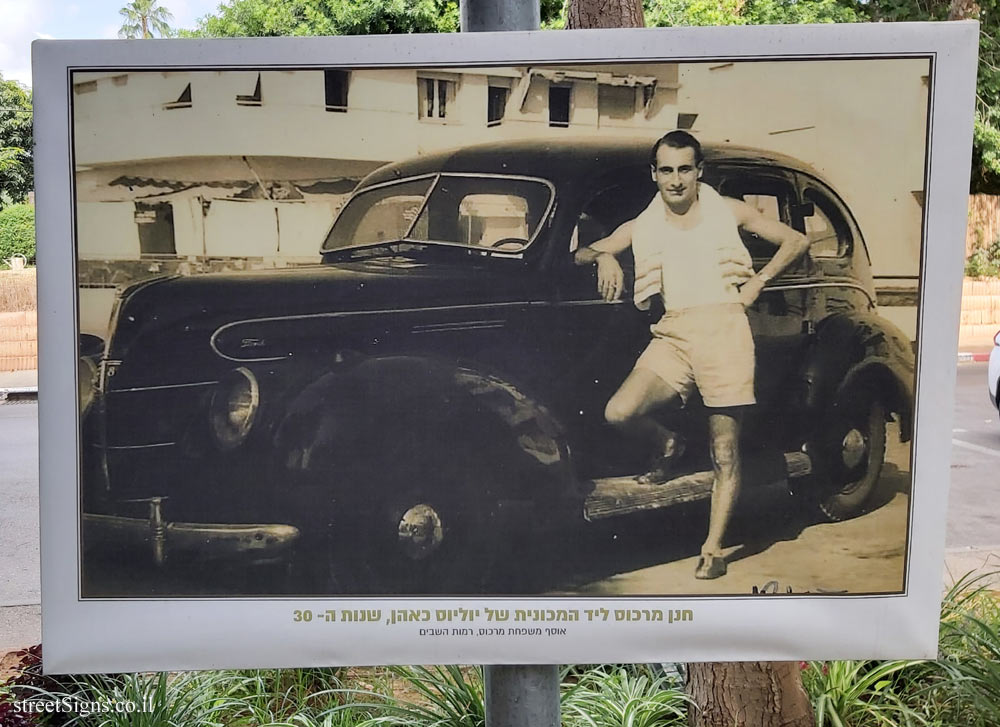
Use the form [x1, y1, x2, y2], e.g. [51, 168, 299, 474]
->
[325, 464, 508, 595]
[812, 387, 888, 522]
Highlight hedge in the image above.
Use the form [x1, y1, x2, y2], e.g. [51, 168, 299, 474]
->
[0, 203, 35, 267]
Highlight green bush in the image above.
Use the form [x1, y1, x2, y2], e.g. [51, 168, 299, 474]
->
[966, 237, 1000, 277]
[0, 203, 35, 266]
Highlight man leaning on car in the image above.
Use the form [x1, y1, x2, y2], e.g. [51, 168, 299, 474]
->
[573, 130, 810, 580]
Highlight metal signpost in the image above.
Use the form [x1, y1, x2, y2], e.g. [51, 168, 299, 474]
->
[461, 0, 541, 34]
[460, 6, 560, 727]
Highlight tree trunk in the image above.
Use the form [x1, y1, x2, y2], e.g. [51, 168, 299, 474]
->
[563, 0, 816, 725]
[566, 0, 644, 29]
[948, 0, 980, 20]
[687, 662, 814, 727]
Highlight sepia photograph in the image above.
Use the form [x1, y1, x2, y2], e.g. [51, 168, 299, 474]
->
[70, 57, 928, 599]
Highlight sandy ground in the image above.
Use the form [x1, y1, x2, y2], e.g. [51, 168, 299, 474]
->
[566, 427, 912, 596]
[570, 493, 908, 596]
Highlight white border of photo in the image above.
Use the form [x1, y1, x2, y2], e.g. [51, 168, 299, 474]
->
[33, 22, 978, 673]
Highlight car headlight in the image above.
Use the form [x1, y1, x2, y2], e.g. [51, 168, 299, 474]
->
[209, 367, 259, 450]
[78, 357, 98, 417]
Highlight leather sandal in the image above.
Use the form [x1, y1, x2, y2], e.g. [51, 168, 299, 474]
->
[636, 436, 686, 485]
[695, 554, 727, 580]
[636, 455, 677, 485]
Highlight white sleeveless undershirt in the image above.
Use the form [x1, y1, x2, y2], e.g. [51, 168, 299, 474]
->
[631, 183, 752, 313]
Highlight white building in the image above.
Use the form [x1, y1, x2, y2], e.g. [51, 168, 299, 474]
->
[73, 60, 928, 336]
[72, 65, 681, 267]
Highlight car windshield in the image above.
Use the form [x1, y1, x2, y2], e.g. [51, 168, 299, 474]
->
[322, 174, 553, 255]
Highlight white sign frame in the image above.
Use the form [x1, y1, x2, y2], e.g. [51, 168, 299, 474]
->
[34, 21, 977, 673]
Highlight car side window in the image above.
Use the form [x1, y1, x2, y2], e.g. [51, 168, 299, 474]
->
[712, 174, 794, 262]
[572, 176, 656, 251]
[801, 186, 853, 259]
[567, 175, 656, 289]
[457, 194, 531, 250]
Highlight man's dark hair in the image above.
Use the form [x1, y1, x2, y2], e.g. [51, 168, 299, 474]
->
[650, 130, 704, 166]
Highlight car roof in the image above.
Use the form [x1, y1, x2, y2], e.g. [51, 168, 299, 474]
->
[359, 136, 833, 190]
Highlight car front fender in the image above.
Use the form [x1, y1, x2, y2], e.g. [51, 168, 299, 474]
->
[802, 312, 915, 441]
[271, 355, 582, 521]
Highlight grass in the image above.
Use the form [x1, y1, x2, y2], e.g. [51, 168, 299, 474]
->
[0, 268, 35, 312]
[802, 659, 932, 727]
[561, 664, 689, 727]
[3, 577, 999, 727]
[932, 574, 1000, 727]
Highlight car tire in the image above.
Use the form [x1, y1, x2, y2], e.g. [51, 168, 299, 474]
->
[812, 385, 888, 522]
[324, 457, 515, 595]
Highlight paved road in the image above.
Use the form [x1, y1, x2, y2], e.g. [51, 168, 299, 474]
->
[0, 401, 40, 652]
[1, 364, 998, 648]
[948, 361, 1000, 548]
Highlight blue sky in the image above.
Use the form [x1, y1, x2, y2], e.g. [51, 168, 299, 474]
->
[1, 0, 223, 88]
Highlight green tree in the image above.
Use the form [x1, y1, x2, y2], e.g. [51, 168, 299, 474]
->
[0, 204, 35, 264]
[0, 74, 32, 210]
[832, 0, 999, 192]
[188, 0, 459, 36]
[119, 0, 175, 38]
[647, 0, 860, 32]
[186, 0, 565, 36]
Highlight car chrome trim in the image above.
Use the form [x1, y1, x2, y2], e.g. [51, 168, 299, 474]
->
[554, 281, 874, 307]
[549, 299, 625, 307]
[321, 172, 557, 256]
[107, 381, 218, 394]
[82, 513, 300, 564]
[411, 320, 507, 333]
[209, 301, 538, 362]
[98, 359, 122, 393]
[104, 442, 176, 450]
[766, 280, 876, 306]
[209, 280, 873, 362]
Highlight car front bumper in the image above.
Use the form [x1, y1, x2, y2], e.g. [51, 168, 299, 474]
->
[83, 499, 300, 566]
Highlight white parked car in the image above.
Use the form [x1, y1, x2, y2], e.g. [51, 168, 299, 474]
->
[990, 330, 1000, 413]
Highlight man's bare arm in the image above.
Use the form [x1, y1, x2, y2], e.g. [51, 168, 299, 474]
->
[573, 219, 634, 265]
[725, 198, 810, 306]
[573, 219, 634, 301]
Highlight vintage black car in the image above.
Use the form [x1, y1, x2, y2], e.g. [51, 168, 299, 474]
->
[79, 137, 915, 595]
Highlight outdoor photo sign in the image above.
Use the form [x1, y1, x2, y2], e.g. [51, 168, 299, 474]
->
[33, 22, 977, 673]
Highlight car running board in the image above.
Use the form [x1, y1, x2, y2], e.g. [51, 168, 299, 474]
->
[583, 451, 812, 522]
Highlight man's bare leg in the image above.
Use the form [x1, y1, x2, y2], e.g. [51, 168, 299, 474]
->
[697, 409, 743, 579]
[604, 368, 683, 479]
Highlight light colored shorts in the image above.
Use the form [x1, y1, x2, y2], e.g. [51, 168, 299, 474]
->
[634, 302, 756, 408]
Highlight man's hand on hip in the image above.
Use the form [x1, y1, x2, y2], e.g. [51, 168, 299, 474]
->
[738, 276, 766, 308]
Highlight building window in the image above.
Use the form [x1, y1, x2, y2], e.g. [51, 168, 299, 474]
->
[236, 73, 262, 106]
[487, 86, 508, 127]
[418, 77, 456, 120]
[642, 85, 656, 108]
[548, 84, 571, 128]
[164, 83, 192, 110]
[676, 112, 698, 129]
[134, 202, 176, 256]
[598, 85, 636, 122]
[324, 70, 349, 112]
